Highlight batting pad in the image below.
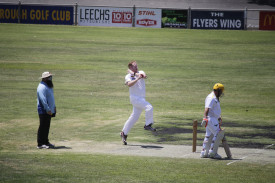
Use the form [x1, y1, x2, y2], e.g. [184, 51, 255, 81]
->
[212, 130, 225, 155]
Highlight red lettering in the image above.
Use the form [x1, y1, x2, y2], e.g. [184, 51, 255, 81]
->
[138, 11, 156, 16]
[137, 19, 157, 26]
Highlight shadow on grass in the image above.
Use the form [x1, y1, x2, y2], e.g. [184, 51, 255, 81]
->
[128, 144, 163, 149]
[54, 146, 72, 150]
[141, 145, 163, 149]
[225, 122, 275, 146]
[211, 158, 242, 161]
[154, 117, 275, 149]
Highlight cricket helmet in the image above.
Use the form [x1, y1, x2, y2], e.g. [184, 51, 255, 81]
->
[213, 83, 224, 92]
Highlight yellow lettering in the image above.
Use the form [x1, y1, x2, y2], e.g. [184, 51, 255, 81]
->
[41, 10, 45, 20]
[46, 10, 49, 20]
[52, 10, 56, 21]
[56, 10, 59, 20]
[11, 9, 17, 19]
[41, 10, 48, 21]
[21, 9, 27, 20]
[5, 9, 10, 19]
[66, 11, 70, 21]
[36, 10, 41, 20]
[30, 9, 35, 20]
[60, 11, 65, 21]
[0, 9, 4, 19]
[264, 14, 275, 26]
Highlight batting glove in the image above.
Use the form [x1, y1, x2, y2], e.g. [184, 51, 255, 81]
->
[201, 118, 208, 127]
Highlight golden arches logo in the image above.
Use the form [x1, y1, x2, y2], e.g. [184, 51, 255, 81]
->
[264, 14, 275, 26]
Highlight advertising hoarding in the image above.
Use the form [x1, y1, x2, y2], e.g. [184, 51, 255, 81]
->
[259, 11, 275, 30]
[135, 8, 162, 28]
[78, 6, 133, 27]
[162, 9, 187, 28]
[191, 10, 244, 30]
[0, 5, 19, 23]
[0, 4, 73, 25]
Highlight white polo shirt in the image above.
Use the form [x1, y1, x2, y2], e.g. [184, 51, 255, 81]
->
[205, 91, 221, 119]
[125, 71, 146, 98]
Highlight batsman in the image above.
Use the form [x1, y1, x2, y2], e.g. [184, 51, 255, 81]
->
[200, 83, 232, 159]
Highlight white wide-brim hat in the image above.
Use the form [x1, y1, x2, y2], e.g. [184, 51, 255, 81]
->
[40, 71, 54, 79]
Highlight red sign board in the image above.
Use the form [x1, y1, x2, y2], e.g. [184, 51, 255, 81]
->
[112, 12, 132, 24]
[259, 11, 275, 30]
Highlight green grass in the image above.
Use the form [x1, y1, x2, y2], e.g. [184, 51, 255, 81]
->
[0, 23, 275, 182]
[1, 152, 275, 183]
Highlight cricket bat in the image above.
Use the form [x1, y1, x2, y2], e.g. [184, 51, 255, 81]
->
[222, 136, 232, 159]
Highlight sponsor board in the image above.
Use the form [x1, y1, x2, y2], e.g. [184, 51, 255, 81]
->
[162, 9, 187, 28]
[259, 11, 275, 30]
[78, 7, 133, 27]
[191, 10, 244, 30]
[0, 4, 73, 25]
[135, 8, 161, 28]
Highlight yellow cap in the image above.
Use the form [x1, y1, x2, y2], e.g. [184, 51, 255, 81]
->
[213, 83, 224, 92]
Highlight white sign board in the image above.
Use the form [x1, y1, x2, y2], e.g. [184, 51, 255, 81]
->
[135, 8, 162, 28]
[78, 6, 133, 27]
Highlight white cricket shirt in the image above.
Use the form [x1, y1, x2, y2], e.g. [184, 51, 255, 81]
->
[125, 71, 146, 98]
[205, 91, 221, 119]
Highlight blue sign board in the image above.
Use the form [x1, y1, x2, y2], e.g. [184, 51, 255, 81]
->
[0, 5, 74, 25]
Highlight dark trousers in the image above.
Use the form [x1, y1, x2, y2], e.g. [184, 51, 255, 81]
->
[37, 114, 51, 146]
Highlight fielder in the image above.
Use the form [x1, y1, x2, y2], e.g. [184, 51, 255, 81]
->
[120, 61, 156, 145]
[201, 83, 228, 159]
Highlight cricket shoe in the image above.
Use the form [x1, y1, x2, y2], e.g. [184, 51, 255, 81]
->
[209, 151, 222, 159]
[200, 150, 209, 158]
[37, 145, 49, 149]
[144, 124, 156, 132]
[120, 132, 128, 145]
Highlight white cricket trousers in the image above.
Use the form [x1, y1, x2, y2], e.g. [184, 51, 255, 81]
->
[122, 96, 154, 135]
[202, 117, 221, 150]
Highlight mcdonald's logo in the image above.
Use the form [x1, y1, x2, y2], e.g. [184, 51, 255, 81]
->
[264, 14, 275, 26]
[260, 11, 275, 30]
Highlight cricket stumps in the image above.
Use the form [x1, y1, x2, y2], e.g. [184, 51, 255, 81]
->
[192, 120, 198, 152]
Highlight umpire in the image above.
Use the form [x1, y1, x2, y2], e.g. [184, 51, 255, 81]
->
[37, 71, 56, 149]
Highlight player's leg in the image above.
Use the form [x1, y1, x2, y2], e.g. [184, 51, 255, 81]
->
[121, 106, 142, 145]
[129, 97, 155, 131]
[144, 101, 153, 126]
[122, 106, 143, 135]
[207, 118, 223, 159]
[200, 129, 213, 158]
[143, 101, 155, 131]
[209, 130, 224, 159]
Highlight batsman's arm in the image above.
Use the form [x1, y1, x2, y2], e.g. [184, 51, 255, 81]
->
[201, 108, 210, 127]
[204, 108, 209, 119]
[218, 117, 222, 125]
